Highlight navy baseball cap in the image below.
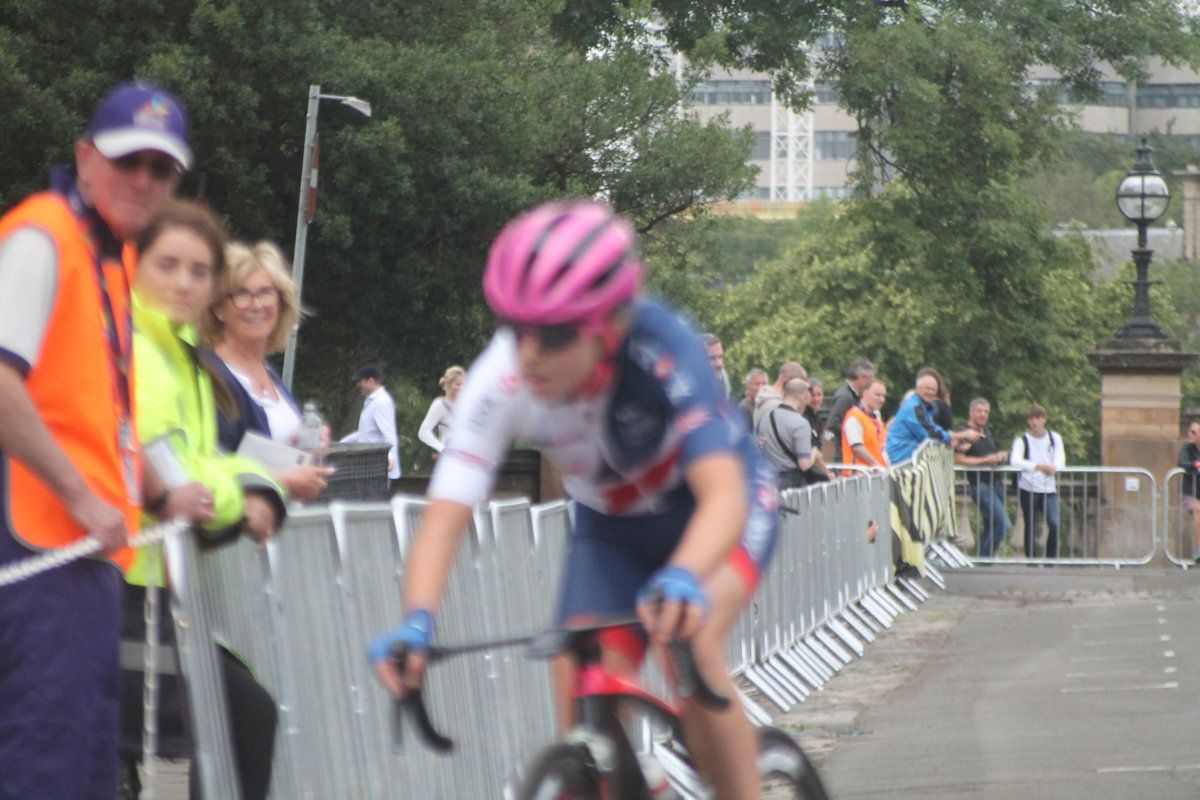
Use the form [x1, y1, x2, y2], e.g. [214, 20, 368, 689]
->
[87, 82, 193, 170]
[352, 365, 382, 383]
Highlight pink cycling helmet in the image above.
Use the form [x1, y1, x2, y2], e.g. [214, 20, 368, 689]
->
[484, 201, 643, 331]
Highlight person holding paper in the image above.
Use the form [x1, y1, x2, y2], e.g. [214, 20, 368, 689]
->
[125, 200, 284, 800]
[202, 239, 332, 499]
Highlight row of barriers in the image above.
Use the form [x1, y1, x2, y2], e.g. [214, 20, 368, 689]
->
[952, 465, 1199, 567]
[159, 445, 956, 799]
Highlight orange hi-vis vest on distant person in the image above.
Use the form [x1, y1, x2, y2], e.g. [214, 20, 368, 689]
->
[0, 192, 138, 570]
[841, 404, 886, 475]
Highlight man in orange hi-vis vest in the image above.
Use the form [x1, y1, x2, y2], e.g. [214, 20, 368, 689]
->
[0, 82, 193, 799]
[841, 378, 890, 473]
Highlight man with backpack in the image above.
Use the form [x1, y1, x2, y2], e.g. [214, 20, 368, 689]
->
[1010, 403, 1066, 559]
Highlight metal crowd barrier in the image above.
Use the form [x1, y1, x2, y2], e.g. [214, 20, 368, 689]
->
[1162, 467, 1199, 567]
[953, 466, 1157, 566]
[164, 461, 934, 798]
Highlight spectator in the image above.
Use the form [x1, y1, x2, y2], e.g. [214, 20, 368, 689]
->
[700, 332, 732, 398]
[343, 364, 400, 480]
[204, 239, 333, 500]
[0, 82, 188, 798]
[1011, 403, 1065, 559]
[955, 398, 1011, 557]
[757, 377, 814, 489]
[124, 200, 285, 800]
[824, 359, 876, 448]
[418, 365, 465, 456]
[1177, 421, 1200, 563]
[917, 366, 953, 430]
[753, 361, 807, 432]
[736, 367, 768, 431]
[886, 372, 979, 464]
[804, 377, 825, 451]
[841, 378, 889, 471]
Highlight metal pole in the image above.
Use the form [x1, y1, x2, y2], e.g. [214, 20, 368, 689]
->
[282, 84, 321, 390]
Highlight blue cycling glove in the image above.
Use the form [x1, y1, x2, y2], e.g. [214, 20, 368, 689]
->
[367, 608, 436, 666]
[637, 566, 709, 617]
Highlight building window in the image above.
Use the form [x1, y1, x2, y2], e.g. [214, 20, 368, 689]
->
[814, 83, 839, 104]
[812, 186, 850, 200]
[688, 80, 772, 106]
[1027, 78, 1128, 107]
[737, 186, 772, 200]
[815, 130, 856, 160]
[1138, 84, 1200, 108]
[752, 132, 771, 160]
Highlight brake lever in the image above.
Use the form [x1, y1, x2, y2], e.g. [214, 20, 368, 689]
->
[666, 639, 730, 711]
[645, 590, 731, 712]
[390, 645, 454, 754]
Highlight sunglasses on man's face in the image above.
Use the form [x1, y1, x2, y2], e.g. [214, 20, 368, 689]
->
[503, 320, 583, 352]
[111, 152, 182, 182]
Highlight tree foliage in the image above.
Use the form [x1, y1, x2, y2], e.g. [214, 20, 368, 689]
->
[0, 0, 755, 466]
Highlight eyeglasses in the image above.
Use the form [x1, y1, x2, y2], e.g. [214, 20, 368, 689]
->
[229, 287, 281, 309]
[110, 152, 183, 182]
[502, 320, 582, 352]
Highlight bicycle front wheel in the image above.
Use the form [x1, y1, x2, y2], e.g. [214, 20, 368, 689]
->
[758, 726, 830, 800]
[518, 742, 601, 800]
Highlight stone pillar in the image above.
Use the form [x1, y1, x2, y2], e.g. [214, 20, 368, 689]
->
[1088, 338, 1196, 560]
[1176, 164, 1200, 263]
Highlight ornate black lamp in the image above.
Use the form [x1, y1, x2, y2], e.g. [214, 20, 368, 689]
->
[1114, 138, 1171, 339]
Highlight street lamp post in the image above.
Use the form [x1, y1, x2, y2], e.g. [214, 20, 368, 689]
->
[281, 84, 372, 390]
[1114, 137, 1171, 340]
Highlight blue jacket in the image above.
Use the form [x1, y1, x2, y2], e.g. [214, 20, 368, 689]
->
[886, 392, 950, 464]
[207, 353, 299, 452]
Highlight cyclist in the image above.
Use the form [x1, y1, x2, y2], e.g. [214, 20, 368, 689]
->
[369, 200, 779, 798]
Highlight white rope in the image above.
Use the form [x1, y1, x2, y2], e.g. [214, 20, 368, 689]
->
[0, 518, 189, 588]
[141, 582, 162, 799]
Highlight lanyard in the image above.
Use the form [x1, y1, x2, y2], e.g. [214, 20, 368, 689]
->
[62, 183, 133, 417]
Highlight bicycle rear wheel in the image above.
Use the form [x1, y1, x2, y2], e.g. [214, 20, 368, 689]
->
[518, 742, 602, 800]
[757, 726, 830, 800]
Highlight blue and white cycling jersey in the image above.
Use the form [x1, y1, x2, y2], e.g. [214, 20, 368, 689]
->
[428, 300, 778, 569]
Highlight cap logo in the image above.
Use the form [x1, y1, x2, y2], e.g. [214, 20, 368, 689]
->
[133, 96, 173, 129]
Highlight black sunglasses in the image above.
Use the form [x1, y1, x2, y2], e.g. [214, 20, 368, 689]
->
[502, 320, 582, 352]
[111, 152, 182, 182]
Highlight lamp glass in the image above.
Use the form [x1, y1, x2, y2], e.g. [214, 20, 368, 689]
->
[1117, 173, 1170, 223]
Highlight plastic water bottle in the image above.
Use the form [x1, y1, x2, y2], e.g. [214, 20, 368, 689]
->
[637, 752, 678, 799]
[298, 401, 325, 453]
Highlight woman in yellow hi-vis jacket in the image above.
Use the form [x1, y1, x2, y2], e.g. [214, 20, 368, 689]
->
[119, 199, 285, 800]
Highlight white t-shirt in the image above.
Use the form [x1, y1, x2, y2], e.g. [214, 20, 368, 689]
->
[1011, 430, 1065, 493]
[227, 365, 301, 445]
[0, 227, 58, 372]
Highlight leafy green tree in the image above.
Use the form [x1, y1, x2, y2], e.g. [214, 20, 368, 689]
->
[0, 0, 755, 443]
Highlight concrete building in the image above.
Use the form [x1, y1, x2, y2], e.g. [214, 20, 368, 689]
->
[691, 58, 1200, 228]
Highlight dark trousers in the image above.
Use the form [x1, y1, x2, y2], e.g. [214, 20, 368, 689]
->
[188, 650, 278, 800]
[1018, 489, 1060, 558]
[121, 586, 277, 800]
[0, 532, 123, 800]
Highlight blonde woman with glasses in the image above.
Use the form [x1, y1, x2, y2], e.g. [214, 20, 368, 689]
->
[202, 240, 333, 499]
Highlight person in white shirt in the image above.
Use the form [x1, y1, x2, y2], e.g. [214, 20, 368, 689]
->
[342, 365, 400, 480]
[1010, 403, 1066, 558]
[417, 365, 464, 457]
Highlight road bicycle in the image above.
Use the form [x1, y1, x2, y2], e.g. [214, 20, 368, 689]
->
[394, 616, 831, 799]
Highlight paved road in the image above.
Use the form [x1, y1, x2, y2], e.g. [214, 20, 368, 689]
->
[814, 568, 1200, 800]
